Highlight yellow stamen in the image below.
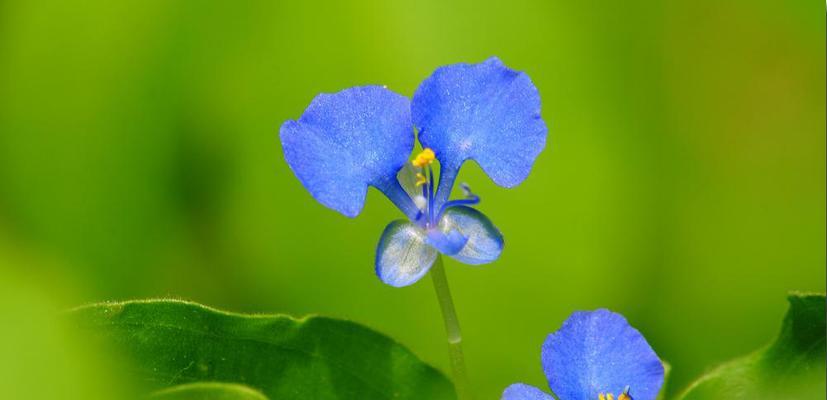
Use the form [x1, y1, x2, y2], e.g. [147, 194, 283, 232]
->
[618, 394, 630, 400]
[599, 395, 607, 400]
[415, 173, 427, 186]
[606, 394, 614, 400]
[412, 148, 435, 167]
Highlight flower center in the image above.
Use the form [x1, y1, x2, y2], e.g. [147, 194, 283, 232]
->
[407, 148, 480, 228]
[409, 148, 437, 227]
[598, 386, 632, 400]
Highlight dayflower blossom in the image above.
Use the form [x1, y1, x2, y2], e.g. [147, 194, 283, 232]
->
[502, 310, 665, 400]
[279, 57, 547, 287]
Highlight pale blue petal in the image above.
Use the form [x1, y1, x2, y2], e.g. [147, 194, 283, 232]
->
[438, 206, 503, 264]
[412, 57, 547, 189]
[425, 228, 468, 256]
[542, 310, 664, 400]
[501, 384, 554, 400]
[280, 86, 413, 217]
[375, 220, 437, 287]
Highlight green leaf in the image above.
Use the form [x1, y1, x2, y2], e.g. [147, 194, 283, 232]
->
[655, 361, 671, 400]
[149, 382, 269, 400]
[677, 292, 825, 400]
[71, 299, 455, 400]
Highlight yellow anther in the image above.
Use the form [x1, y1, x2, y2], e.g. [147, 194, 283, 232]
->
[412, 148, 436, 167]
[599, 391, 630, 400]
[415, 173, 427, 187]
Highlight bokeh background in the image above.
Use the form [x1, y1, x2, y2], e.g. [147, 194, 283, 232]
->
[0, 0, 823, 398]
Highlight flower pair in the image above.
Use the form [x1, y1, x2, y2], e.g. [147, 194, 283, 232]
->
[503, 310, 665, 400]
[280, 57, 547, 287]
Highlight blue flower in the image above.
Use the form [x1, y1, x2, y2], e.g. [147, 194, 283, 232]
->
[502, 309, 665, 400]
[279, 57, 547, 287]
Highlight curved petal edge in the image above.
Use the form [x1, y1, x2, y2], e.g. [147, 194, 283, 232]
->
[280, 85, 413, 217]
[413, 57, 547, 188]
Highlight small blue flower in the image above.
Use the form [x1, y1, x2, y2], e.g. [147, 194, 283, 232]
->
[279, 57, 547, 287]
[502, 309, 665, 400]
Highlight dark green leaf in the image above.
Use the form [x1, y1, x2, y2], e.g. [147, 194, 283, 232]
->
[677, 292, 825, 400]
[71, 300, 455, 400]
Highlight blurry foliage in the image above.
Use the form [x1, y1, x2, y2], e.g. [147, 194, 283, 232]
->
[150, 383, 269, 400]
[0, 0, 823, 398]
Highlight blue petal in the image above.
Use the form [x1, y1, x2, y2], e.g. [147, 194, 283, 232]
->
[438, 206, 503, 264]
[412, 57, 547, 188]
[280, 86, 413, 217]
[501, 384, 554, 400]
[541, 310, 664, 400]
[375, 220, 437, 287]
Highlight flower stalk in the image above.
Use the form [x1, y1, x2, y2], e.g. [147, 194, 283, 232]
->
[430, 255, 473, 400]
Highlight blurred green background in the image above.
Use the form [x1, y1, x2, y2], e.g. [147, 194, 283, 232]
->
[0, 0, 823, 398]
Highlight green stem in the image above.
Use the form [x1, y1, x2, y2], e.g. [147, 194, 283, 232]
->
[430, 255, 473, 400]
